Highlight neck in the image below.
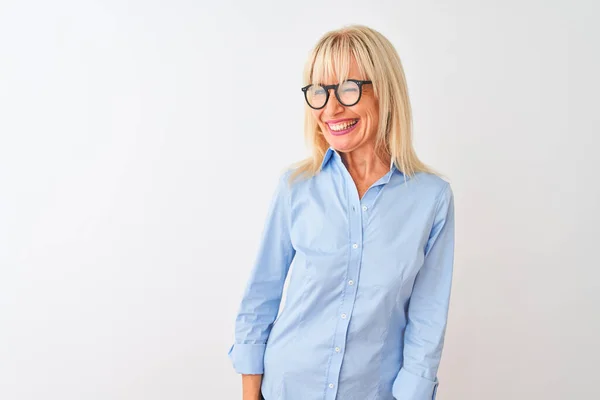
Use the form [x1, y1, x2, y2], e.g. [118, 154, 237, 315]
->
[339, 142, 390, 180]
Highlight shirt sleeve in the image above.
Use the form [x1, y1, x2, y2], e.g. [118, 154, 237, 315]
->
[227, 171, 296, 375]
[392, 183, 455, 400]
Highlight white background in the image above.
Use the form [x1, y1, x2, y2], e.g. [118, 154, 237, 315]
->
[1, 1, 598, 399]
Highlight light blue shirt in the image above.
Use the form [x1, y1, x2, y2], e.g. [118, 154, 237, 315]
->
[228, 147, 455, 400]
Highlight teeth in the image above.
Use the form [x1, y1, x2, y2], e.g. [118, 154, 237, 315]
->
[329, 119, 358, 131]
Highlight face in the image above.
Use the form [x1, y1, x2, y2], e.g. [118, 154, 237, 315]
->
[310, 58, 379, 153]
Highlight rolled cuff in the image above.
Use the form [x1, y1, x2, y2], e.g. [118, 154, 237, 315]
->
[227, 343, 267, 374]
[392, 368, 439, 400]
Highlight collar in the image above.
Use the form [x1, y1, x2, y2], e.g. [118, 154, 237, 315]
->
[320, 146, 398, 174]
[320, 146, 337, 169]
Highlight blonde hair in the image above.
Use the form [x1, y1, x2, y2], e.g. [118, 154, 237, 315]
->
[289, 25, 437, 183]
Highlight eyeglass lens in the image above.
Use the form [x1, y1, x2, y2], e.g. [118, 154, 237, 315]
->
[306, 81, 361, 109]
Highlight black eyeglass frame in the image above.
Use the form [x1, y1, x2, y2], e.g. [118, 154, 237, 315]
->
[301, 79, 373, 110]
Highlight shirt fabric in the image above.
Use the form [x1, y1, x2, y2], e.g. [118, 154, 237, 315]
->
[228, 147, 455, 400]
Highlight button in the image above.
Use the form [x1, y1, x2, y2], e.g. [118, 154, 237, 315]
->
[362, 205, 368, 211]
[329, 383, 335, 389]
[341, 313, 347, 319]
[348, 280, 354, 285]
[352, 243, 358, 249]
[335, 347, 341, 352]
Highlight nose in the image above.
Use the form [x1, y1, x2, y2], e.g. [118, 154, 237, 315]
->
[323, 89, 344, 116]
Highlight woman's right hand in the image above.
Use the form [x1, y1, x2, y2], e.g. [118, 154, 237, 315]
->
[241, 374, 263, 400]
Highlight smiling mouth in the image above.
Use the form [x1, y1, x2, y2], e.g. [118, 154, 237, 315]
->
[326, 119, 359, 136]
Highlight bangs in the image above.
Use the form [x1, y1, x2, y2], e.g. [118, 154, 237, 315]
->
[307, 33, 370, 86]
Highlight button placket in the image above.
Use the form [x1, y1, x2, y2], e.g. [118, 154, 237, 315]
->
[326, 163, 365, 400]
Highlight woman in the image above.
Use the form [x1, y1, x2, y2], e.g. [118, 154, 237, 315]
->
[228, 25, 455, 400]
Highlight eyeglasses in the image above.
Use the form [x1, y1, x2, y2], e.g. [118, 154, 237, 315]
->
[301, 79, 372, 110]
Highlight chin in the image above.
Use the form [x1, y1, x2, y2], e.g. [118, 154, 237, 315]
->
[329, 132, 362, 148]
[329, 139, 355, 153]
